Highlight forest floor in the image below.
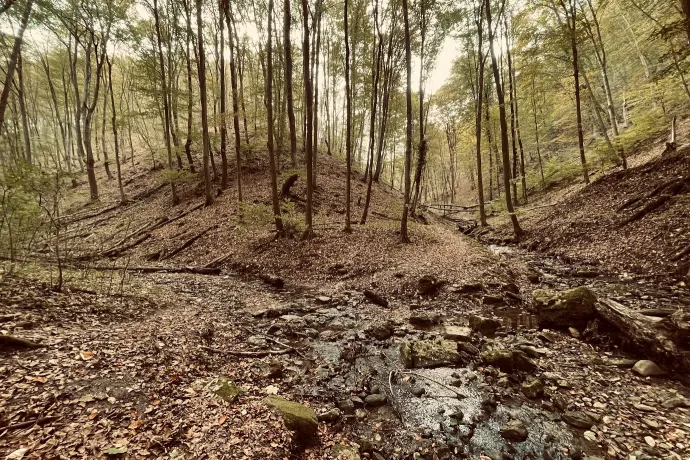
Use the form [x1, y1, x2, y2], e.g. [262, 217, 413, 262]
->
[1, 142, 690, 459]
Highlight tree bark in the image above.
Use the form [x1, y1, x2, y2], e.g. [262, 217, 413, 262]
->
[0, 0, 33, 134]
[218, 6, 229, 189]
[106, 56, 127, 204]
[400, 0, 413, 243]
[344, 0, 353, 233]
[266, 0, 284, 234]
[301, 0, 314, 238]
[222, 1, 243, 202]
[485, 0, 522, 238]
[17, 49, 31, 164]
[196, 0, 214, 206]
[154, 0, 180, 205]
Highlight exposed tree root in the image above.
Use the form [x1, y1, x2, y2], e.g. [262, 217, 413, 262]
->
[0, 334, 44, 351]
[69, 263, 221, 275]
[620, 178, 687, 226]
[3, 416, 56, 430]
[200, 346, 292, 357]
[671, 242, 690, 261]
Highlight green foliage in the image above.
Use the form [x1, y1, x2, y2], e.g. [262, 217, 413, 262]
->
[157, 167, 195, 185]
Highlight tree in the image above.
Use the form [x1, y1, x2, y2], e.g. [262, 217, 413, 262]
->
[196, 0, 214, 206]
[0, 0, 34, 134]
[400, 0, 413, 243]
[283, 0, 297, 167]
[485, 0, 523, 238]
[302, 0, 315, 238]
[344, 0, 353, 233]
[266, 0, 284, 234]
[106, 54, 127, 204]
[222, 0, 243, 202]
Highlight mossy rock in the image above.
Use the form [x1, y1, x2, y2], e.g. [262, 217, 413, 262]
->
[210, 378, 241, 403]
[332, 444, 361, 459]
[532, 286, 596, 328]
[263, 395, 318, 437]
[399, 340, 462, 369]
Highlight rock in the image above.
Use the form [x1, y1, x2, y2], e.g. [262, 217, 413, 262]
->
[259, 274, 284, 288]
[644, 436, 656, 447]
[263, 396, 318, 437]
[482, 294, 504, 305]
[366, 323, 393, 340]
[333, 444, 361, 460]
[400, 340, 463, 369]
[318, 408, 342, 422]
[532, 287, 597, 328]
[350, 396, 365, 407]
[364, 394, 387, 406]
[563, 411, 595, 429]
[212, 378, 241, 403]
[500, 419, 528, 442]
[454, 282, 484, 294]
[633, 403, 655, 412]
[411, 386, 426, 397]
[575, 268, 599, 278]
[469, 315, 502, 336]
[355, 409, 367, 419]
[519, 345, 548, 358]
[458, 342, 480, 356]
[632, 360, 666, 377]
[607, 358, 637, 368]
[363, 290, 388, 307]
[316, 296, 332, 304]
[527, 272, 541, 283]
[337, 399, 356, 414]
[409, 313, 441, 327]
[584, 431, 598, 442]
[568, 327, 581, 339]
[418, 275, 443, 295]
[643, 418, 660, 429]
[522, 379, 544, 398]
[661, 396, 688, 409]
[481, 349, 535, 373]
[443, 325, 472, 342]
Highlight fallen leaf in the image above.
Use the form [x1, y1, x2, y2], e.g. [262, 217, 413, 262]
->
[128, 419, 143, 429]
[80, 351, 94, 360]
[104, 446, 127, 455]
[89, 410, 99, 420]
[216, 415, 228, 426]
[6, 447, 29, 459]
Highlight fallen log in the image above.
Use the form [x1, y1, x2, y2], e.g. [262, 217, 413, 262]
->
[3, 416, 56, 430]
[100, 233, 151, 258]
[69, 263, 221, 275]
[0, 335, 45, 351]
[200, 346, 292, 357]
[595, 298, 690, 371]
[159, 225, 217, 261]
[671, 242, 690, 262]
[148, 202, 205, 232]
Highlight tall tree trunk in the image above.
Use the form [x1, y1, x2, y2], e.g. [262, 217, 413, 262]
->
[106, 56, 127, 204]
[266, 0, 283, 234]
[361, 0, 382, 225]
[17, 49, 31, 164]
[196, 0, 214, 206]
[101, 73, 112, 178]
[0, 0, 33, 134]
[283, 0, 297, 167]
[183, 0, 196, 172]
[505, 19, 519, 206]
[400, 0, 413, 243]
[312, 0, 323, 189]
[485, 0, 522, 238]
[565, 0, 590, 184]
[302, 0, 314, 238]
[222, 1, 243, 202]
[154, 0, 180, 205]
[410, 0, 427, 216]
[344, 0, 353, 233]
[475, 6, 487, 226]
[530, 76, 545, 186]
[219, 6, 229, 188]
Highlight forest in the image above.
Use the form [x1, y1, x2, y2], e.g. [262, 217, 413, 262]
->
[1, 0, 690, 458]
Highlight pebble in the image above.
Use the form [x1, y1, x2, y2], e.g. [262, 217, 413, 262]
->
[632, 360, 666, 377]
[634, 403, 655, 412]
[644, 436, 656, 447]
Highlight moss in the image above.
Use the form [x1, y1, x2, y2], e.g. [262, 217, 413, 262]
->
[211, 378, 241, 403]
[263, 395, 318, 437]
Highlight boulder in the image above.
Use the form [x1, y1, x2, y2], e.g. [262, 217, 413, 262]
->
[632, 360, 666, 377]
[400, 340, 463, 369]
[443, 325, 472, 342]
[364, 394, 387, 406]
[482, 349, 537, 374]
[469, 315, 502, 336]
[264, 396, 318, 437]
[500, 419, 528, 442]
[563, 411, 595, 429]
[532, 287, 596, 328]
[522, 379, 544, 399]
[365, 322, 394, 340]
[409, 313, 441, 327]
[418, 275, 443, 295]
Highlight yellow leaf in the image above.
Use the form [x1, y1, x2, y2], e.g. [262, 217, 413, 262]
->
[33, 376, 47, 384]
[128, 419, 143, 429]
[89, 410, 99, 420]
[80, 351, 95, 360]
[216, 415, 228, 426]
